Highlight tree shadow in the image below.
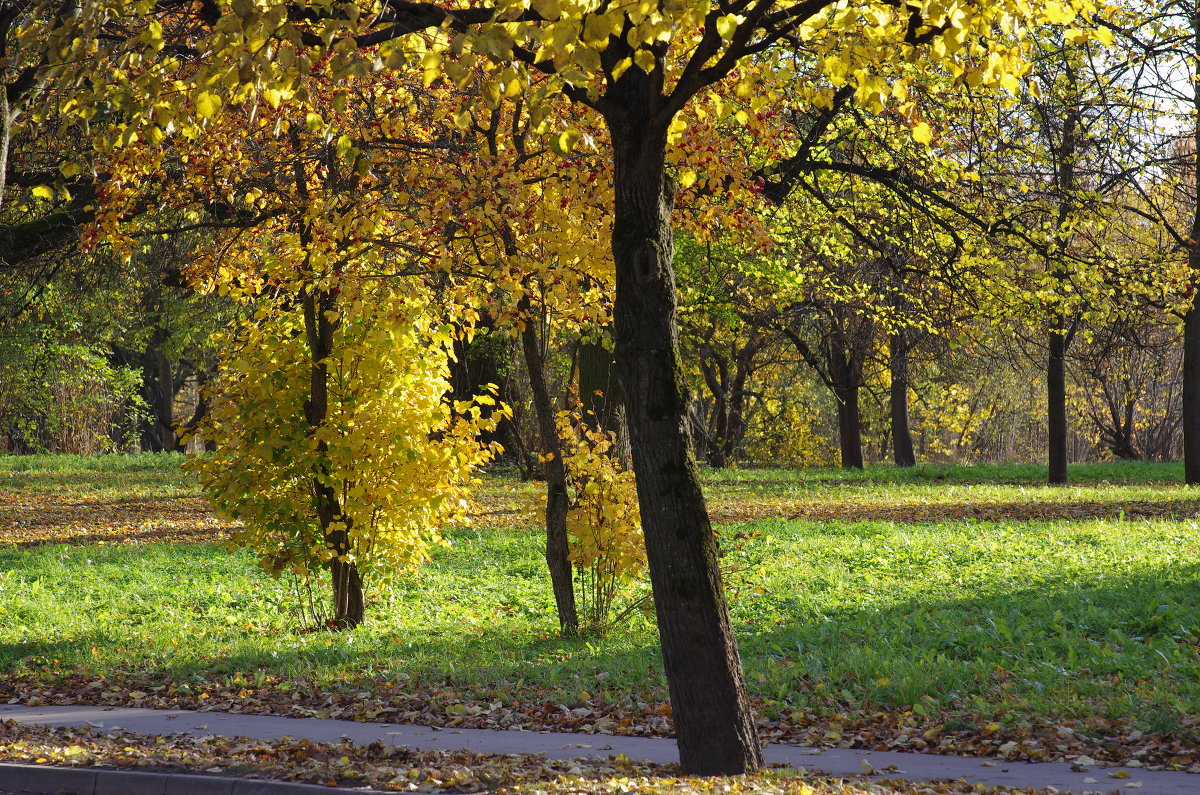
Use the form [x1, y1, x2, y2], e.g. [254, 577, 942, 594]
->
[734, 563, 1200, 735]
[708, 498, 1200, 524]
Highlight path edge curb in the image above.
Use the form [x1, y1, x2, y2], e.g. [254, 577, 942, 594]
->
[0, 761, 394, 794]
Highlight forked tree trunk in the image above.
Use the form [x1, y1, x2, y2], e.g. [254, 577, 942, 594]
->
[889, 332, 916, 467]
[605, 104, 763, 776]
[521, 317, 579, 637]
[327, 526, 365, 627]
[1048, 326, 1069, 484]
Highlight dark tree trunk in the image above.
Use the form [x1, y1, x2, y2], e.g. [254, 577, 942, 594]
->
[699, 352, 729, 468]
[302, 288, 364, 629]
[139, 329, 181, 453]
[578, 337, 632, 467]
[1185, 91, 1200, 483]
[829, 341, 863, 470]
[578, 338, 619, 428]
[889, 332, 916, 467]
[1185, 293, 1200, 484]
[1045, 103, 1079, 486]
[604, 101, 762, 776]
[1048, 327, 1069, 484]
[520, 318, 579, 637]
[450, 327, 521, 455]
[328, 526, 365, 627]
[696, 341, 756, 469]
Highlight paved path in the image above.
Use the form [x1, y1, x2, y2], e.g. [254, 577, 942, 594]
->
[0, 704, 1193, 794]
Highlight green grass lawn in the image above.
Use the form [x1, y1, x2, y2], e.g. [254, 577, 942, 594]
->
[1, 454, 1198, 764]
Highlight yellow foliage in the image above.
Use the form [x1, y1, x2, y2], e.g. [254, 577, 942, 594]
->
[542, 407, 646, 634]
[742, 398, 838, 469]
[187, 278, 505, 593]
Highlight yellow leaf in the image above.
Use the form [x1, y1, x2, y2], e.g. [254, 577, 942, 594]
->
[715, 14, 741, 40]
[912, 122, 933, 145]
[422, 50, 441, 87]
[610, 57, 633, 81]
[678, 169, 697, 189]
[633, 49, 656, 73]
[32, 185, 54, 199]
[1042, 1, 1075, 25]
[195, 93, 220, 120]
[531, 0, 560, 21]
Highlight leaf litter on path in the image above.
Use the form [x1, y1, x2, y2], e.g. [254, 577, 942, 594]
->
[0, 719, 1071, 794]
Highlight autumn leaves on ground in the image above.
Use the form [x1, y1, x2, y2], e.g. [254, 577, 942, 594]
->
[2, 454, 1199, 792]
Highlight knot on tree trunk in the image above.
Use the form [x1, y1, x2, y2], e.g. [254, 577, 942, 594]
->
[635, 239, 663, 285]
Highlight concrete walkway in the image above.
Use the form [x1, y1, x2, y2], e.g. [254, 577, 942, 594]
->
[0, 704, 1193, 794]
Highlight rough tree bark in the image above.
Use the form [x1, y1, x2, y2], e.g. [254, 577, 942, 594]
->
[520, 313, 579, 637]
[603, 94, 763, 775]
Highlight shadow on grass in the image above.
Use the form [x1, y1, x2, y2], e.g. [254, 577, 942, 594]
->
[709, 499, 1200, 524]
[703, 460, 1188, 488]
[735, 563, 1200, 733]
[1, 539, 1197, 736]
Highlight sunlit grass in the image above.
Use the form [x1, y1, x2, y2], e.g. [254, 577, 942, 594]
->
[1, 454, 1198, 740]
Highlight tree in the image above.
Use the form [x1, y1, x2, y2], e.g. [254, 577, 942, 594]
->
[191, 280, 502, 627]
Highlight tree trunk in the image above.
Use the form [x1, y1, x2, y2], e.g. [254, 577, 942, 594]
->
[1045, 102, 1078, 485]
[302, 288, 364, 629]
[889, 333, 916, 467]
[829, 342, 863, 469]
[1184, 294, 1200, 484]
[450, 327, 520, 455]
[520, 317, 579, 637]
[328, 526, 365, 627]
[1185, 85, 1200, 483]
[605, 104, 762, 776]
[578, 337, 632, 467]
[138, 328, 180, 453]
[0, 64, 11, 215]
[1048, 327, 1069, 484]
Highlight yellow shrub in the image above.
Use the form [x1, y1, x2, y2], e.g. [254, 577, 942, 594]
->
[546, 408, 646, 634]
[187, 278, 504, 614]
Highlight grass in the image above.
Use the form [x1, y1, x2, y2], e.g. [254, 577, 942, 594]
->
[1, 454, 1199, 763]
